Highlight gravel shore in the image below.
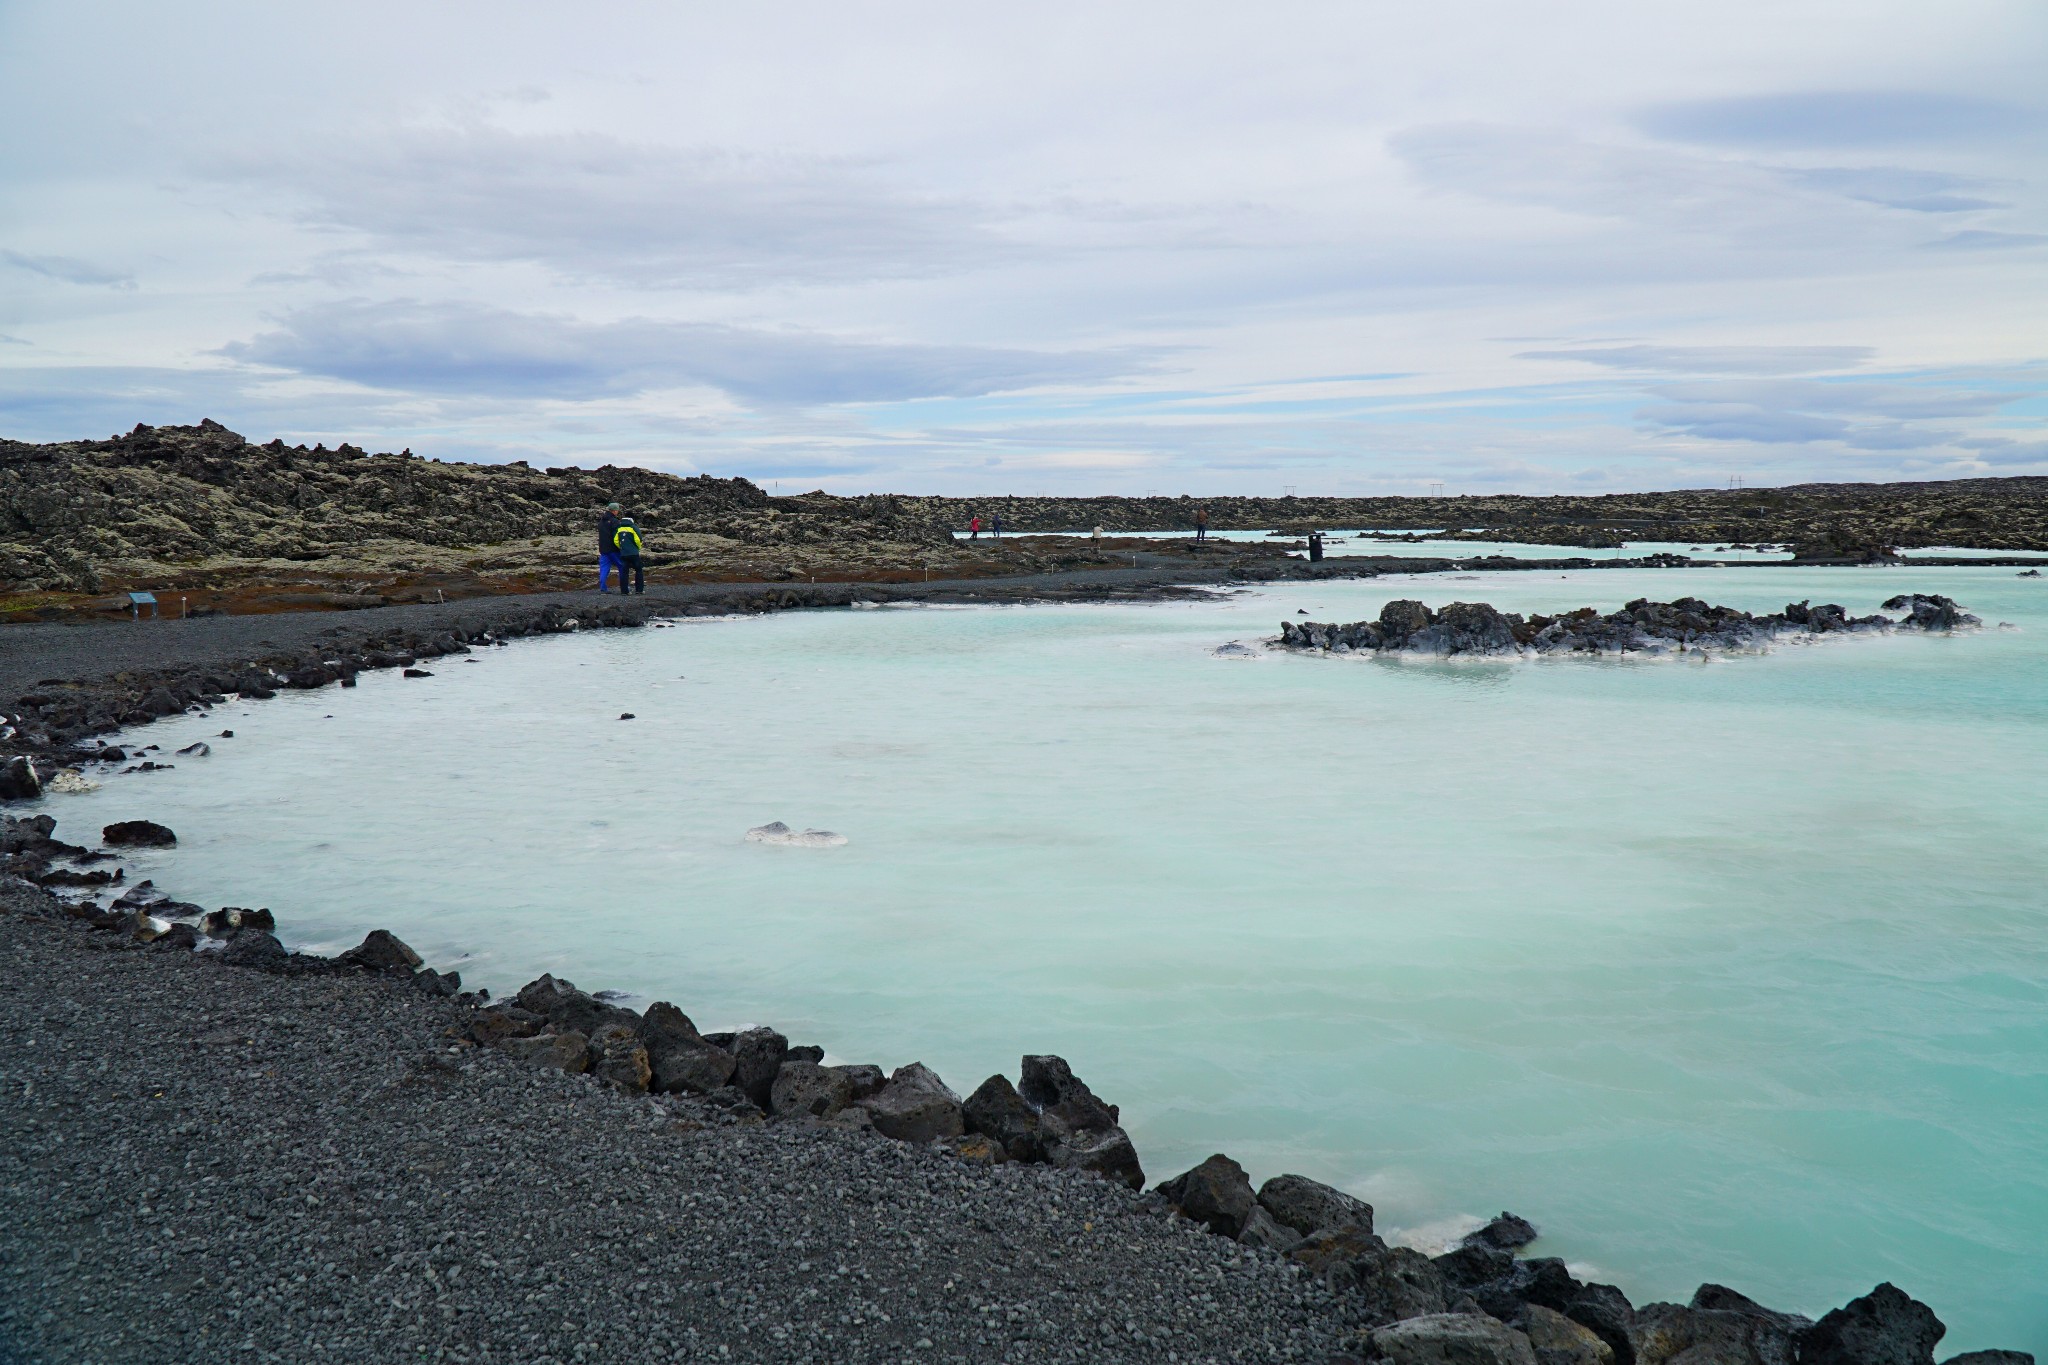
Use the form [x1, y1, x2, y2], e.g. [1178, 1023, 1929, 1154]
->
[0, 886, 1361, 1365]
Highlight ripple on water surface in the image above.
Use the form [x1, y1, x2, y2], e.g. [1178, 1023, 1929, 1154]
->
[70, 564, 2048, 1354]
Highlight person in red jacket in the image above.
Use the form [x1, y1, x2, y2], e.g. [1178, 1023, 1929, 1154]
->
[969, 514, 982, 540]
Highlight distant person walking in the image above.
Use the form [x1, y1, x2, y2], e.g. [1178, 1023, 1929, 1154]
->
[598, 502, 625, 592]
[969, 514, 982, 540]
[991, 513, 1003, 539]
[614, 516, 647, 595]
[1307, 530, 1325, 562]
[1194, 507, 1209, 542]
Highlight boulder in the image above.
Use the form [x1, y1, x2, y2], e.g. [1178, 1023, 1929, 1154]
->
[1347, 1247, 1451, 1327]
[1237, 1204, 1296, 1251]
[1042, 1123, 1145, 1189]
[154, 922, 200, 951]
[102, 819, 176, 847]
[963, 1074, 1043, 1161]
[467, 1007, 546, 1046]
[1502, 1259, 1584, 1315]
[1522, 1305, 1613, 1365]
[785, 1044, 825, 1064]
[499, 1031, 590, 1074]
[1412, 601, 1519, 654]
[587, 1023, 651, 1093]
[338, 929, 423, 974]
[862, 1062, 964, 1143]
[1436, 1241, 1516, 1290]
[835, 1063, 887, 1101]
[770, 1061, 855, 1118]
[1371, 1312, 1538, 1365]
[640, 1000, 700, 1044]
[640, 1004, 736, 1095]
[1626, 1299, 1806, 1365]
[1379, 599, 1433, 642]
[1940, 1354, 2033, 1365]
[512, 974, 633, 1037]
[730, 1027, 789, 1109]
[1288, 1224, 1387, 1277]
[1688, 1285, 1811, 1365]
[1155, 1153, 1258, 1237]
[1257, 1173, 1374, 1237]
[1024, 1055, 1122, 1121]
[1019, 1053, 1120, 1127]
[1801, 1284, 1945, 1365]
[1466, 1212, 1539, 1251]
[220, 931, 288, 971]
[0, 756, 41, 801]
[1562, 1284, 1636, 1365]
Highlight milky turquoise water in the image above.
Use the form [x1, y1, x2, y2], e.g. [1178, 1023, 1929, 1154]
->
[58, 563, 2048, 1351]
[1010, 529, 2048, 563]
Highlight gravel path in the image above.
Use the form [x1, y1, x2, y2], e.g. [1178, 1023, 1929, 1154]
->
[0, 889, 1362, 1365]
[0, 562, 1285, 700]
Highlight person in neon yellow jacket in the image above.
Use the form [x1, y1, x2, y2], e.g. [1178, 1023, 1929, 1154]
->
[613, 517, 647, 595]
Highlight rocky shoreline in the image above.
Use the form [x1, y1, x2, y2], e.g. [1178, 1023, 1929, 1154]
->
[1273, 594, 1982, 659]
[0, 588, 2035, 1364]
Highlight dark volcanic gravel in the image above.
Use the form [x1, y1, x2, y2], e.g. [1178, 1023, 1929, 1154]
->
[0, 568, 1261, 701]
[0, 888, 1360, 1365]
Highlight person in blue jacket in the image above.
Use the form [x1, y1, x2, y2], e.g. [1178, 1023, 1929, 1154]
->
[598, 502, 625, 592]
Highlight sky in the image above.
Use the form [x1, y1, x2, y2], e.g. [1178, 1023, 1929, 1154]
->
[1, 1, 2044, 495]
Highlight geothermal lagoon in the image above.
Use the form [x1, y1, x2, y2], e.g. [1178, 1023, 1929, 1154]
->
[64, 562, 2048, 1353]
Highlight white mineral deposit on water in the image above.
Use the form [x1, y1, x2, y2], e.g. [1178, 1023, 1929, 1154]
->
[75, 562, 2048, 1354]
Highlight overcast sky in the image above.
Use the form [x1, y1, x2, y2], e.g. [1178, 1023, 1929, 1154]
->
[2, 2, 2043, 494]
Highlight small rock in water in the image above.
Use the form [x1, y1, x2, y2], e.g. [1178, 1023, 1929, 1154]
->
[746, 821, 848, 848]
[619, 712, 635, 720]
[103, 819, 176, 848]
[218, 729, 234, 738]
[402, 668, 434, 678]
[1211, 641, 1260, 659]
[48, 769, 100, 794]
[176, 741, 210, 757]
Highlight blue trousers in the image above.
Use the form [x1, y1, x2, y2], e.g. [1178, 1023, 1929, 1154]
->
[599, 553, 623, 591]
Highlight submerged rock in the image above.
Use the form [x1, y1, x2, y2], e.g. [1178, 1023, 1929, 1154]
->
[745, 821, 848, 847]
[102, 819, 176, 847]
[1466, 1211, 1540, 1251]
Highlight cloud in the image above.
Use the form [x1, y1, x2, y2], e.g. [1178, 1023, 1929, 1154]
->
[1959, 436, 2048, 466]
[1384, 124, 1961, 252]
[1633, 371, 2028, 451]
[1634, 91, 2043, 148]
[212, 126, 1004, 289]
[0, 249, 134, 289]
[1924, 229, 2048, 251]
[1783, 167, 2006, 213]
[1636, 402, 1856, 445]
[219, 299, 1149, 405]
[1517, 345, 1874, 375]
